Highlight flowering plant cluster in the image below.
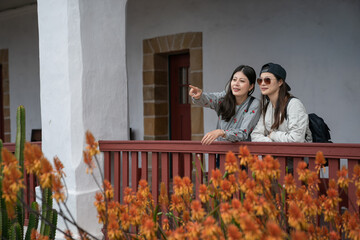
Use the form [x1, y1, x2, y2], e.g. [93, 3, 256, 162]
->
[3, 130, 360, 240]
[90, 144, 360, 240]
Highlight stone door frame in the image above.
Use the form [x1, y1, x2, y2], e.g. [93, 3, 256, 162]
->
[142, 32, 204, 140]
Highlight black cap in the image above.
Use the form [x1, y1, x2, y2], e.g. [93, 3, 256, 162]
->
[260, 63, 291, 91]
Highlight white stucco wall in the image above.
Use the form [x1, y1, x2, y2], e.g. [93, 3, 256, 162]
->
[38, 0, 128, 236]
[0, 5, 41, 142]
[126, 0, 360, 143]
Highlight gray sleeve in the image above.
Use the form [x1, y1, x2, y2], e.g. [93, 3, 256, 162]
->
[192, 91, 226, 112]
[222, 98, 262, 142]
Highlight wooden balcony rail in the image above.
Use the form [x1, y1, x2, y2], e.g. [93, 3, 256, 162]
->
[3, 142, 41, 224]
[99, 141, 360, 213]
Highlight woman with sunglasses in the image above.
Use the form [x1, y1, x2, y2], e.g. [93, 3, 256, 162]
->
[251, 63, 312, 142]
[189, 65, 261, 145]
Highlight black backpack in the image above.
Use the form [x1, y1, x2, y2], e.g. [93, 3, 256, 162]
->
[308, 113, 332, 143]
[285, 97, 332, 143]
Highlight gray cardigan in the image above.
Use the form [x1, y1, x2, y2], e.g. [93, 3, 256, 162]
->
[193, 91, 261, 142]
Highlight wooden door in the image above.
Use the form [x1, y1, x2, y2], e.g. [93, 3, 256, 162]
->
[0, 65, 4, 141]
[169, 53, 191, 140]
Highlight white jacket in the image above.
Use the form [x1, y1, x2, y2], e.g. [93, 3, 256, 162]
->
[251, 98, 312, 142]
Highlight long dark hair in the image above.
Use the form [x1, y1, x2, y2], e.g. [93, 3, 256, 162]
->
[218, 65, 256, 122]
[261, 74, 291, 130]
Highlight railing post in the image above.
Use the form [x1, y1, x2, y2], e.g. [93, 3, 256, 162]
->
[347, 159, 359, 213]
[152, 152, 159, 204]
[195, 154, 203, 200]
[172, 153, 180, 178]
[161, 153, 170, 196]
[293, 157, 302, 187]
[131, 152, 139, 192]
[122, 152, 129, 192]
[113, 152, 121, 202]
[104, 151, 111, 184]
[141, 152, 148, 181]
[184, 153, 192, 179]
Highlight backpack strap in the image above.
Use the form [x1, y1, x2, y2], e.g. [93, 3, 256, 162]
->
[245, 96, 255, 113]
[284, 96, 296, 120]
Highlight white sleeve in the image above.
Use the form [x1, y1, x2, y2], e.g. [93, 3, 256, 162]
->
[250, 113, 273, 142]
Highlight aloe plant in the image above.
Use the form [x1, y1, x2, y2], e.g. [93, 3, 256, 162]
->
[0, 106, 57, 240]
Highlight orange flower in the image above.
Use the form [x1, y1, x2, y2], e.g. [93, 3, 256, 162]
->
[52, 175, 65, 203]
[356, 188, 360, 206]
[263, 155, 280, 180]
[315, 151, 326, 174]
[129, 205, 141, 225]
[238, 169, 248, 192]
[191, 200, 205, 221]
[337, 165, 350, 189]
[227, 224, 243, 240]
[288, 202, 304, 230]
[173, 176, 183, 196]
[159, 182, 169, 210]
[291, 230, 308, 240]
[265, 221, 284, 240]
[186, 222, 201, 240]
[53, 156, 65, 177]
[296, 161, 308, 182]
[254, 196, 271, 217]
[239, 145, 252, 166]
[120, 211, 131, 231]
[201, 216, 223, 240]
[211, 169, 222, 188]
[220, 179, 232, 201]
[139, 217, 157, 240]
[183, 210, 190, 223]
[170, 194, 185, 213]
[220, 202, 232, 224]
[284, 174, 296, 194]
[64, 230, 73, 240]
[301, 192, 317, 217]
[24, 142, 43, 175]
[123, 187, 134, 205]
[39, 157, 54, 189]
[251, 157, 266, 181]
[1, 149, 25, 218]
[199, 184, 209, 203]
[138, 179, 153, 208]
[353, 164, 360, 181]
[31, 229, 49, 240]
[225, 151, 238, 174]
[228, 174, 238, 193]
[183, 177, 193, 196]
[168, 227, 186, 240]
[83, 150, 95, 174]
[162, 218, 170, 231]
[329, 231, 340, 240]
[103, 179, 114, 200]
[326, 181, 341, 209]
[107, 212, 123, 240]
[239, 214, 261, 240]
[85, 130, 100, 156]
[94, 192, 106, 223]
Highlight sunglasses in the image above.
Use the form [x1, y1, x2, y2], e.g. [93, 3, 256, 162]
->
[257, 77, 272, 85]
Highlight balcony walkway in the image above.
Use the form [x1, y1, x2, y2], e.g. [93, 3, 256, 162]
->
[99, 140, 360, 213]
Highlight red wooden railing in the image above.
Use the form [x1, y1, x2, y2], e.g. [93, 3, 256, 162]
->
[99, 141, 360, 213]
[3, 142, 41, 224]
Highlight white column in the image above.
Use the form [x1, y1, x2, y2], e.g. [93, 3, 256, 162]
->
[38, 0, 128, 237]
